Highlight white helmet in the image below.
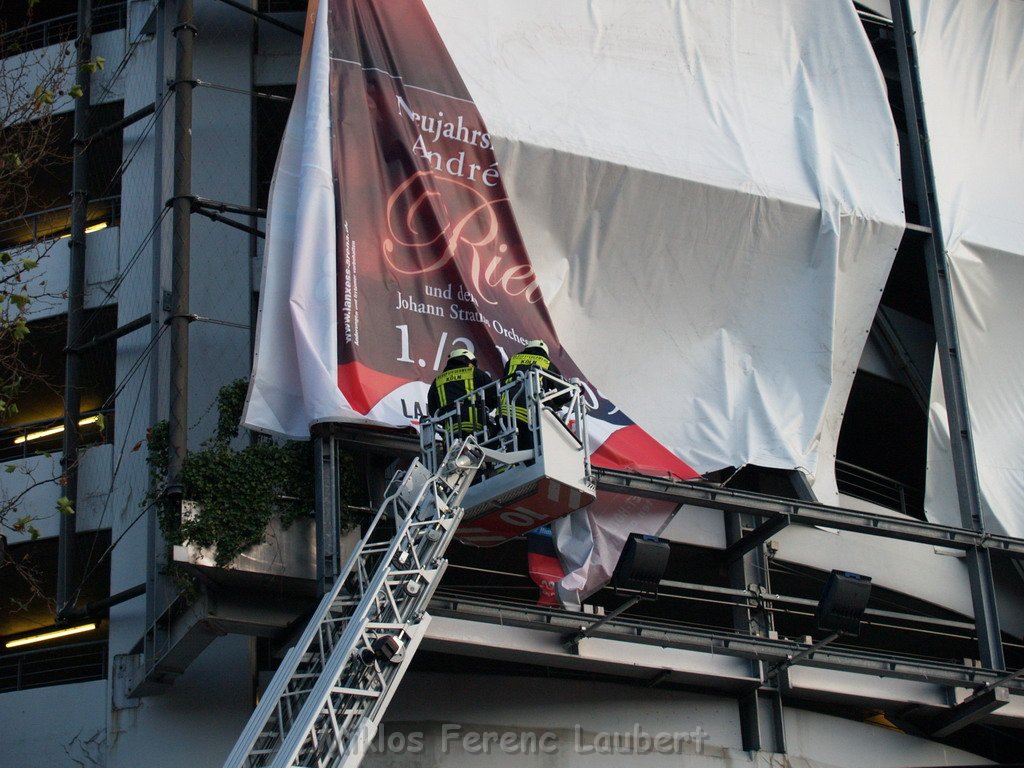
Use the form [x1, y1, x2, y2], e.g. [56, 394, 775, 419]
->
[526, 339, 549, 356]
[449, 347, 477, 363]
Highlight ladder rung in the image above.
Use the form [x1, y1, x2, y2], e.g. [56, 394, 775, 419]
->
[330, 686, 382, 697]
[225, 444, 483, 768]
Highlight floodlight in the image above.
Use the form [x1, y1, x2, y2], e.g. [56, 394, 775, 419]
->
[816, 570, 872, 636]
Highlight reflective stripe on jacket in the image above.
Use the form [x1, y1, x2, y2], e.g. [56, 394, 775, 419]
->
[502, 353, 553, 423]
[432, 365, 485, 433]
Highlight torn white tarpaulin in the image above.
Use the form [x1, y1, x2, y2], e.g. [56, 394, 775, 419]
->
[913, 0, 1024, 538]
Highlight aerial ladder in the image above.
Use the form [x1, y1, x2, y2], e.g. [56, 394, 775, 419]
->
[224, 371, 594, 768]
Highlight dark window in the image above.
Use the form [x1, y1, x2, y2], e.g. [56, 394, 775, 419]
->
[836, 370, 927, 519]
[0, 101, 124, 248]
[256, 0, 306, 13]
[254, 85, 295, 210]
[0, 305, 117, 461]
[0, 1, 126, 52]
[0, 531, 111, 692]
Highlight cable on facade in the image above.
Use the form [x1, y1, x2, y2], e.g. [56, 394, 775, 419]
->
[90, 24, 154, 106]
[72, 496, 162, 597]
[69, 324, 169, 605]
[98, 323, 168, 414]
[68, 205, 169, 346]
[194, 79, 294, 103]
[95, 88, 173, 200]
[190, 315, 250, 330]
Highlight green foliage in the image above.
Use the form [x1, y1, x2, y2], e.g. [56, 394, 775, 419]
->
[31, 85, 54, 106]
[1, 250, 38, 423]
[80, 57, 105, 74]
[146, 380, 360, 567]
[215, 377, 248, 444]
[12, 515, 39, 540]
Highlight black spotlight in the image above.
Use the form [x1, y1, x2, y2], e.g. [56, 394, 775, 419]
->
[612, 533, 671, 597]
[816, 570, 872, 636]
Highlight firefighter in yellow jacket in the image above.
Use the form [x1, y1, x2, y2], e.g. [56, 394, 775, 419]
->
[427, 347, 498, 439]
[501, 340, 570, 452]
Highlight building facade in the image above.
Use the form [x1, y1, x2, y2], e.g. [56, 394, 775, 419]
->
[1, 0, 1023, 765]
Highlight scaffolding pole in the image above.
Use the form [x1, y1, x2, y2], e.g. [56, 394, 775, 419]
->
[167, 0, 196, 500]
[890, 0, 1005, 670]
[57, 0, 93, 614]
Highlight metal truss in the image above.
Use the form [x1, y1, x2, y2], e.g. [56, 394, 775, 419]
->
[223, 441, 484, 768]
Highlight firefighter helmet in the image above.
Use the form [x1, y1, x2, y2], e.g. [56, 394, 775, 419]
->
[525, 339, 549, 356]
[449, 347, 477, 364]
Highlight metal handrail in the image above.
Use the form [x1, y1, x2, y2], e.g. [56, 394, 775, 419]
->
[835, 459, 925, 518]
[0, 3, 126, 51]
[419, 369, 589, 475]
[0, 195, 120, 249]
[0, 639, 108, 693]
[0, 407, 114, 461]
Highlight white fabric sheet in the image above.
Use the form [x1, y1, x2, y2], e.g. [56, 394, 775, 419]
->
[243, 0, 351, 437]
[914, 0, 1024, 538]
[424, 0, 905, 490]
[245, 0, 905, 504]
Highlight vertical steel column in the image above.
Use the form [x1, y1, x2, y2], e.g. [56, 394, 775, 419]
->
[167, 0, 196, 499]
[725, 513, 782, 752]
[891, 0, 1005, 670]
[313, 426, 340, 597]
[144, 0, 171, 675]
[57, 0, 93, 613]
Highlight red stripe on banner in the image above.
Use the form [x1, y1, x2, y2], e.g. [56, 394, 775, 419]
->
[591, 424, 699, 479]
[528, 552, 563, 607]
[457, 478, 594, 546]
[338, 362, 411, 415]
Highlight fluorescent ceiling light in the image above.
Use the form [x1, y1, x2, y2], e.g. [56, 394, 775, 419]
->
[60, 222, 108, 239]
[13, 415, 100, 445]
[5, 622, 97, 649]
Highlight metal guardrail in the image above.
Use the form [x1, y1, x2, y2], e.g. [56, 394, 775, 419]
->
[0, 408, 114, 462]
[322, 423, 1024, 558]
[0, 195, 120, 250]
[0, 3, 126, 51]
[418, 368, 589, 475]
[835, 459, 925, 518]
[0, 640, 107, 693]
[595, 468, 1024, 558]
[427, 593, 1022, 694]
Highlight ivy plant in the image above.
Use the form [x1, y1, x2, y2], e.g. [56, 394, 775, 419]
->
[146, 379, 359, 567]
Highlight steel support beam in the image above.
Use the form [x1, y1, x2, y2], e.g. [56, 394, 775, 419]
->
[85, 101, 156, 143]
[723, 515, 790, 565]
[596, 469, 1024, 557]
[873, 304, 930, 411]
[891, 0, 1005, 669]
[71, 313, 151, 353]
[431, 595, 1020, 693]
[58, 0, 93, 614]
[930, 686, 1009, 738]
[313, 428, 341, 596]
[167, 0, 196, 500]
[311, 424, 1024, 558]
[724, 511, 780, 752]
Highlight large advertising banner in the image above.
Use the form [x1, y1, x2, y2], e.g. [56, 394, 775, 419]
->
[243, 0, 694, 591]
[325, 0, 695, 484]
